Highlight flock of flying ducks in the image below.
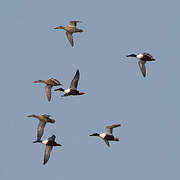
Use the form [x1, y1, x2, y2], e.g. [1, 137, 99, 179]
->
[27, 20, 156, 165]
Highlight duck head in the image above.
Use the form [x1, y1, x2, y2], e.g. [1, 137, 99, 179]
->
[33, 80, 44, 83]
[33, 140, 42, 143]
[89, 133, 99, 137]
[54, 26, 64, 30]
[27, 114, 38, 118]
[126, 54, 137, 58]
[54, 88, 65, 92]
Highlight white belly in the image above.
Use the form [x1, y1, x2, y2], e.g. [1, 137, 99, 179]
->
[64, 88, 71, 94]
[42, 139, 48, 145]
[99, 133, 106, 139]
[137, 54, 143, 59]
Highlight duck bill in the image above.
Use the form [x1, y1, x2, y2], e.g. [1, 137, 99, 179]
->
[33, 140, 42, 143]
[89, 133, 99, 136]
[33, 80, 39, 83]
[54, 26, 64, 30]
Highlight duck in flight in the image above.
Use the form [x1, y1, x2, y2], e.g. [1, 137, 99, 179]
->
[27, 114, 55, 142]
[126, 52, 155, 77]
[33, 78, 62, 101]
[34, 135, 62, 165]
[54, 21, 83, 47]
[90, 124, 121, 147]
[54, 70, 85, 97]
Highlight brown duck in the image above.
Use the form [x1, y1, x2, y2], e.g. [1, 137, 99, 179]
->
[27, 114, 55, 142]
[34, 78, 62, 101]
[54, 21, 83, 47]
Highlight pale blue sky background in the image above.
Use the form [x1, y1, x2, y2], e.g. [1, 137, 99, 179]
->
[0, 0, 180, 179]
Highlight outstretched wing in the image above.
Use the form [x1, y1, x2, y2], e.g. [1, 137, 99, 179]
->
[45, 85, 52, 102]
[43, 145, 53, 165]
[70, 70, 80, 89]
[69, 21, 81, 27]
[138, 60, 146, 77]
[105, 124, 121, 135]
[66, 32, 74, 47]
[42, 114, 51, 118]
[103, 139, 110, 147]
[37, 121, 46, 141]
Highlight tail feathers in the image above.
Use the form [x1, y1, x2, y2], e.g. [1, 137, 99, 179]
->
[114, 138, 119, 141]
[55, 143, 62, 146]
[33, 140, 42, 143]
[75, 29, 83, 33]
[49, 119, 55, 123]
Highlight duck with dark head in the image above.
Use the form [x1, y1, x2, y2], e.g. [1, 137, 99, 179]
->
[90, 124, 120, 147]
[54, 69, 85, 97]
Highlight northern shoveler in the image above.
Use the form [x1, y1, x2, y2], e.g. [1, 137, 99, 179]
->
[33, 78, 62, 101]
[54, 69, 85, 96]
[90, 124, 121, 147]
[33, 135, 62, 165]
[54, 21, 83, 47]
[126, 52, 155, 77]
[27, 114, 55, 142]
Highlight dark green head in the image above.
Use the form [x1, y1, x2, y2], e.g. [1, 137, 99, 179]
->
[33, 140, 42, 143]
[126, 54, 137, 57]
[89, 133, 99, 137]
[54, 88, 64, 92]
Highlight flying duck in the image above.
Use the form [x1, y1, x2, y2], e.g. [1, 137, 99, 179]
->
[90, 124, 121, 147]
[54, 69, 85, 96]
[54, 21, 83, 47]
[34, 135, 62, 165]
[27, 114, 55, 142]
[126, 52, 155, 77]
[33, 78, 62, 101]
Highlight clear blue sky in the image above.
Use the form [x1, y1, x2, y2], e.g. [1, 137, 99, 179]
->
[0, 0, 179, 179]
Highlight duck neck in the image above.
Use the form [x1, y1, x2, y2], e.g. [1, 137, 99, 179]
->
[33, 140, 42, 143]
[54, 88, 65, 92]
[32, 115, 39, 119]
[34, 80, 45, 83]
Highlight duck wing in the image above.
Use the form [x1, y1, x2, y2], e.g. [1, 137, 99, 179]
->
[138, 60, 146, 77]
[66, 31, 74, 47]
[37, 121, 46, 141]
[103, 139, 110, 147]
[105, 124, 121, 135]
[42, 114, 51, 118]
[70, 70, 80, 89]
[45, 85, 52, 102]
[43, 145, 53, 165]
[69, 21, 80, 27]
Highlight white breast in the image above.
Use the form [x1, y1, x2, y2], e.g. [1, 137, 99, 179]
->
[42, 139, 48, 145]
[99, 133, 106, 139]
[64, 88, 71, 93]
[137, 54, 143, 59]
